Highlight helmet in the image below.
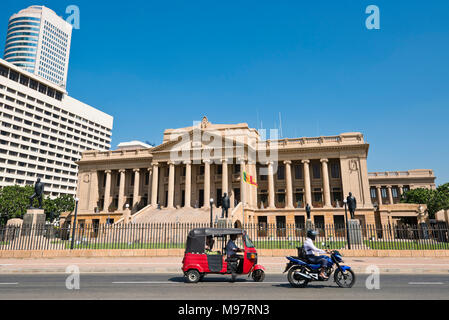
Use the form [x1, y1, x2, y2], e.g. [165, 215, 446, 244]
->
[307, 230, 318, 240]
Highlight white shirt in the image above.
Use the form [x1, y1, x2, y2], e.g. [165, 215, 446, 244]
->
[304, 237, 326, 256]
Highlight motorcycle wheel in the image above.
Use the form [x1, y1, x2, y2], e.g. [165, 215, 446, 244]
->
[185, 270, 201, 283]
[334, 269, 356, 288]
[287, 266, 309, 288]
[252, 269, 265, 282]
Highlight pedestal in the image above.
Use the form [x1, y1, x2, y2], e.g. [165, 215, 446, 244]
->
[22, 209, 46, 236]
[305, 219, 313, 231]
[216, 218, 232, 228]
[347, 219, 362, 245]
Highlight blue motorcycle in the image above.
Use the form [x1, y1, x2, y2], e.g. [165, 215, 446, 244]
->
[284, 248, 355, 288]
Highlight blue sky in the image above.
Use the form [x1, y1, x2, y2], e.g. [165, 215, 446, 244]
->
[2, 1, 448, 184]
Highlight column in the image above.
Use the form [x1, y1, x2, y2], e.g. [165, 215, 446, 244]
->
[267, 161, 275, 209]
[284, 160, 294, 209]
[184, 161, 192, 208]
[117, 169, 126, 211]
[222, 159, 228, 196]
[151, 162, 159, 206]
[132, 169, 140, 210]
[387, 185, 394, 205]
[239, 159, 246, 206]
[320, 159, 331, 208]
[203, 159, 211, 208]
[376, 186, 383, 205]
[167, 162, 175, 208]
[302, 160, 312, 208]
[147, 167, 152, 205]
[398, 185, 404, 197]
[103, 170, 112, 212]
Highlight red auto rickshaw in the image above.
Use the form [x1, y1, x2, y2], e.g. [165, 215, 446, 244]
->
[182, 228, 265, 283]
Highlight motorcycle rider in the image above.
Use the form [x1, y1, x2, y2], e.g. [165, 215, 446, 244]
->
[304, 230, 331, 280]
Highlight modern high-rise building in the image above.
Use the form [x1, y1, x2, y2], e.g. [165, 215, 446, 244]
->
[0, 58, 113, 197]
[4, 5, 72, 88]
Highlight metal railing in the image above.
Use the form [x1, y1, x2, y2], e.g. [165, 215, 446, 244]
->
[0, 222, 448, 251]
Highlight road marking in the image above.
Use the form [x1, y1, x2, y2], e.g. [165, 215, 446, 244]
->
[112, 281, 288, 285]
[408, 282, 444, 285]
[0, 283, 18, 285]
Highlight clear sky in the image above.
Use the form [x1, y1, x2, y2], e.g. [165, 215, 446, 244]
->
[1, 1, 448, 184]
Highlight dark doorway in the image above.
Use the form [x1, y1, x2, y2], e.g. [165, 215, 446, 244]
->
[181, 190, 185, 207]
[216, 188, 222, 207]
[234, 188, 241, 204]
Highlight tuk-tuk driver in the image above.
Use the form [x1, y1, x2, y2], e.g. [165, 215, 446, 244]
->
[226, 234, 243, 272]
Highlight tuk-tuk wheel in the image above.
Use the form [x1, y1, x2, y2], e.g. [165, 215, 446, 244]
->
[185, 270, 201, 283]
[252, 269, 265, 282]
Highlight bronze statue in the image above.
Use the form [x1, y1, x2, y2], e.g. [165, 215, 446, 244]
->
[29, 178, 44, 209]
[305, 203, 311, 220]
[346, 192, 357, 220]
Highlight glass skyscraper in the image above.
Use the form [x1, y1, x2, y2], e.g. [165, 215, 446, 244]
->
[4, 6, 72, 88]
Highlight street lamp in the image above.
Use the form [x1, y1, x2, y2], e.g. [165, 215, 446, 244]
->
[70, 197, 79, 250]
[343, 198, 351, 250]
[209, 198, 214, 228]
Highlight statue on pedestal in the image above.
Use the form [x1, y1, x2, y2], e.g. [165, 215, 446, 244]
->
[346, 192, 357, 220]
[305, 203, 311, 220]
[29, 178, 44, 209]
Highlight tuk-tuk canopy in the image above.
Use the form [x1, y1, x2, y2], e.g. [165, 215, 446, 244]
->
[185, 228, 245, 254]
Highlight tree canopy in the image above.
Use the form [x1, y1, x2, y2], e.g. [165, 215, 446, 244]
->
[0, 185, 75, 224]
[401, 183, 449, 219]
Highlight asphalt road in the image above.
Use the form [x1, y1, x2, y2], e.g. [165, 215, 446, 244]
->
[0, 273, 448, 300]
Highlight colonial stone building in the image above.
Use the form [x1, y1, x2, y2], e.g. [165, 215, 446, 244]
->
[73, 117, 436, 228]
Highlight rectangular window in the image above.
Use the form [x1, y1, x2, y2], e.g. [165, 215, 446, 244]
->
[277, 165, 285, 180]
[312, 164, 321, 179]
[330, 162, 341, 179]
[294, 165, 302, 179]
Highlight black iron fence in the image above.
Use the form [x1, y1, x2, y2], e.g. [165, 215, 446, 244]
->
[0, 222, 448, 251]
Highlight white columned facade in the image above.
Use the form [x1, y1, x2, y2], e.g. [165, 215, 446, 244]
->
[267, 161, 275, 209]
[284, 160, 294, 209]
[203, 159, 211, 209]
[117, 169, 126, 211]
[184, 161, 192, 208]
[151, 162, 159, 206]
[167, 162, 175, 208]
[321, 159, 332, 208]
[302, 160, 312, 208]
[132, 169, 140, 210]
[103, 170, 112, 212]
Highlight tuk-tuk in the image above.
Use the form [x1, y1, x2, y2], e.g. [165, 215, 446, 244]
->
[182, 228, 265, 283]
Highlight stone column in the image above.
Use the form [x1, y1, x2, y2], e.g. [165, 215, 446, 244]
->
[239, 159, 246, 206]
[222, 159, 228, 196]
[267, 161, 275, 209]
[376, 186, 383, 205]
[184, 161, 192, 208]
[387, 185, 394, 205]
[398, 185, 404, 197]
[167, 162, 175, 209]
[103, 170, 112, 212]
[320, 159, 331, 208]
[147, 167, 152, 205]
[203, 159, 211, 208]
[117, 169, 126, 211]
[302, 160, 312, 208]
[132, 169, 141, 211]
[151, 162, 159, 206]
[284, 160, 294, 209]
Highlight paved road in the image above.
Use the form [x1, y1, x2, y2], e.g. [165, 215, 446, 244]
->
[0, 273, 448, 300]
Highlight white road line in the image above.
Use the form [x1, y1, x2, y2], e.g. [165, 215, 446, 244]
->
[408, 282, 444, 285]
[112, 281, 287, 285]
[0, 283, 18, 285]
